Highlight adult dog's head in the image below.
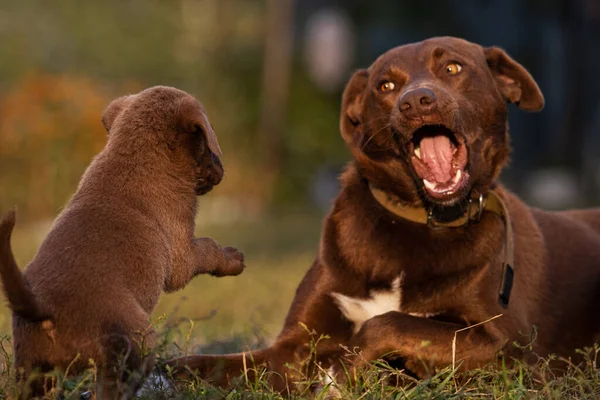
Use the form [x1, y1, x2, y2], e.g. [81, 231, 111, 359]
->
[101, 86, 224, 195]
[341, 37, 544, 207]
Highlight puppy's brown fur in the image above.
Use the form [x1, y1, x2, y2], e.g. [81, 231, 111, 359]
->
[0, 86, 246, 398]
[166, 37, 600, 391]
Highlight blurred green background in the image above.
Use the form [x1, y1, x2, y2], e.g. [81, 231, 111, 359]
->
[0, 0, 599, 365]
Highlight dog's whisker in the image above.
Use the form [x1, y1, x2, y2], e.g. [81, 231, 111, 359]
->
[361, 123, 394, 151]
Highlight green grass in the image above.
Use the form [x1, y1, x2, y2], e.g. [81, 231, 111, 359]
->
[1, 211, 600, 399]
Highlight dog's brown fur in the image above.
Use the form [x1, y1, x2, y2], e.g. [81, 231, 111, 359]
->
[0, 86, 246, 398]
[166, 37, 600, 390]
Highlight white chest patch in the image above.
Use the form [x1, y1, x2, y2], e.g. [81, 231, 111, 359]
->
[331, 274, 438, 333]
[331, 276, 403, 333]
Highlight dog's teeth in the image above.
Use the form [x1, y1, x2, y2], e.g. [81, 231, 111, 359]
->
[423, 179, 436, 190]
[414, 147, 421, 159]
[423, 169, 464, 195]
[453, 169, 462, 182]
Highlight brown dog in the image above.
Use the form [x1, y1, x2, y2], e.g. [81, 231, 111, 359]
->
[0, 86, 246, 398]
[166, 37, 600, 390]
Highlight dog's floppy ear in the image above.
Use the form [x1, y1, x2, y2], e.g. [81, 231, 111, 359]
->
[340, 69, 369, 146]
[101, 95, 133, 133]
[484, 47, 544, 112]
[177, 96, 222, 157]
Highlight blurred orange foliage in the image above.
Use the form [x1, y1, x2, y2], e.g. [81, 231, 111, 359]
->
[0, 73, 115, 221]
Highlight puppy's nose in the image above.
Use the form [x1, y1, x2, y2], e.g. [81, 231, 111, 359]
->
[399, 88, 437, 119]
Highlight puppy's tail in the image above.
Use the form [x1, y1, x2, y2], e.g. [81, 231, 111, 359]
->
[0, 210, 49, 322]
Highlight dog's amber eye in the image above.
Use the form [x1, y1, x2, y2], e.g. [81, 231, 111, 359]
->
[379, 81, 395, 92]
[445, 63, 462, 75]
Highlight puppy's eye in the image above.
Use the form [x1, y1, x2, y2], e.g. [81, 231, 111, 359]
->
[379, 81, 395, 92]
[445, 63, 462, 75]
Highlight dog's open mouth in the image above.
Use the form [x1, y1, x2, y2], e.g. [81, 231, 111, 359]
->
[410, 125, 469, 200]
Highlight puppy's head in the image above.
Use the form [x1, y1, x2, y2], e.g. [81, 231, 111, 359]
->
[341, 37, 544, 207]
[101, 86, 224, 195]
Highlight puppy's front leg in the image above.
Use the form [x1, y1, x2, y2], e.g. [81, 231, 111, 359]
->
[164, 238, 245, 292]
[192, 237, 245, 277]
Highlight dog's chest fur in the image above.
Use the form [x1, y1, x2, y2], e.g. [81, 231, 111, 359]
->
[331, 274, 440, 333]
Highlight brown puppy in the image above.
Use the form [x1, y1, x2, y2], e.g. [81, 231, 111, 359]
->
[166, 37, 600, 390]
[0, 86, 246, 398]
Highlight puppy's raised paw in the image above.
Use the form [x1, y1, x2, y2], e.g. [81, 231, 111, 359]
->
[211, 246, 245, 277]
[223, 246, 244, 263]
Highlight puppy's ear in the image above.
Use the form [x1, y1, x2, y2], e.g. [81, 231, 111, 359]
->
[340, 69, 369, 145]
[101, 95, 133, 133]
[484, 47, 544, 112]
[177, 96, 222, 157]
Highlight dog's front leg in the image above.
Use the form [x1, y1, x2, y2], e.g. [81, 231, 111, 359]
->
[164, 238, 245, 291]
[343, 311, 505, 378]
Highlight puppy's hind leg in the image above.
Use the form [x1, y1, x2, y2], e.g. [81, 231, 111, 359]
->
[97, 323, 156, 400]
[13, 361, 55, 399]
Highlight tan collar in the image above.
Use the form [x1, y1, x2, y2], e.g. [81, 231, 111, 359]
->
[369, 184, 514, 308]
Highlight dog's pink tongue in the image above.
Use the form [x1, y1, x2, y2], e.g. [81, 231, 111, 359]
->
[420, 136, 453, 183]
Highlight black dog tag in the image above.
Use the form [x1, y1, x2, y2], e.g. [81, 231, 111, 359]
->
[498, 263, 514, 308]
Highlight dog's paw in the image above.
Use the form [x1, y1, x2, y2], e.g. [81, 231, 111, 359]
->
[211, 246, 245, 277]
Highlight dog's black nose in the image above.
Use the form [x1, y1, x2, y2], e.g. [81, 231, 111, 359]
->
[399, 88, 437, 118]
